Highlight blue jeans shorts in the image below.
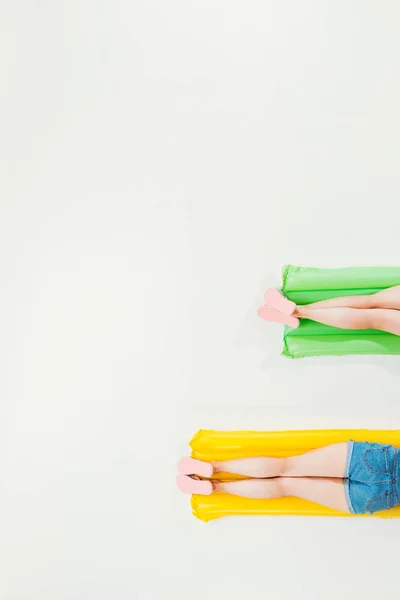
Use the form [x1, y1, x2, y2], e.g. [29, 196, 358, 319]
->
[345, 441, 400, 515]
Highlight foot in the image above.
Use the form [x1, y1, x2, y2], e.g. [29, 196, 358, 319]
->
[257, 306, 299, 328]
[176, 475, 213, 495]
[264, 288, 296, 315]
[177, 457, 213, 478]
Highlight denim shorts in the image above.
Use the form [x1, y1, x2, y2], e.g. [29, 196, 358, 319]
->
[345, 441, 400, 515]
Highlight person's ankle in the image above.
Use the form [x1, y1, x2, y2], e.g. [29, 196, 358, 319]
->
[212, 481, 222, 493]
[294, 306, 306, 318]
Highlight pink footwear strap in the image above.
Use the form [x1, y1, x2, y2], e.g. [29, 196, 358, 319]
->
[176, 475, 213, 495]
[177, 457, 213, 477]
[264, 288, 296, 315]
[257, 306, 299, 328]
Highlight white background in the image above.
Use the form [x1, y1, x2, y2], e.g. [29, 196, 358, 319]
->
[1, 1, 400, 599]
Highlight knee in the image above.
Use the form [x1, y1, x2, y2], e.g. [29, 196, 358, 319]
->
[361, 296, 375, 309]
[254, 458, 287, 478]
[280, 456, 294, 476]
[279, 477, 293, 497]
[357, 310, 378, 330]
[364, 310, 385, 330]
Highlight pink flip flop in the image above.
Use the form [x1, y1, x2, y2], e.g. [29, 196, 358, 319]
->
[177, 457, 213, 478]
[257, 305, 299, 328]
[264, 288, 296, 315]
[176, 475, 213, 495]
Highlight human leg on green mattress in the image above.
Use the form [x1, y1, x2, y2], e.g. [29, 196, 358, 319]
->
[295, 306, 400, 336]
[298, 285, 400, 310]
[259, 285, 400, 334]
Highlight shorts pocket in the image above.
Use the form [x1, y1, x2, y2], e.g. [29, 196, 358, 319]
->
[365, 492, 390, 514]
[363, 447, 390, 474]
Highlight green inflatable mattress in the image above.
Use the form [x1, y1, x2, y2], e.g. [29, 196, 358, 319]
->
[282, 265, 400, 358]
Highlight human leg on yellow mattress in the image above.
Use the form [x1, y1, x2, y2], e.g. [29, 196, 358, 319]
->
[214, 477, 349, 513]
[212, 442, 348, 478]
[201, 444, 349, 511]
[177, 441, 400, 515]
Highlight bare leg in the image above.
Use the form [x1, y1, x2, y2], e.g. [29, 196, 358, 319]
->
[299, 285, 400, 310]
[212, 443, 348, 478]
[214, 477, 349, 513]
[214, 477, 285, 499]
[295, 306, 400, 335]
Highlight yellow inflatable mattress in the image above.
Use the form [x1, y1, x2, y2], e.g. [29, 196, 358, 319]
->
[189, 429, 400, 521]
